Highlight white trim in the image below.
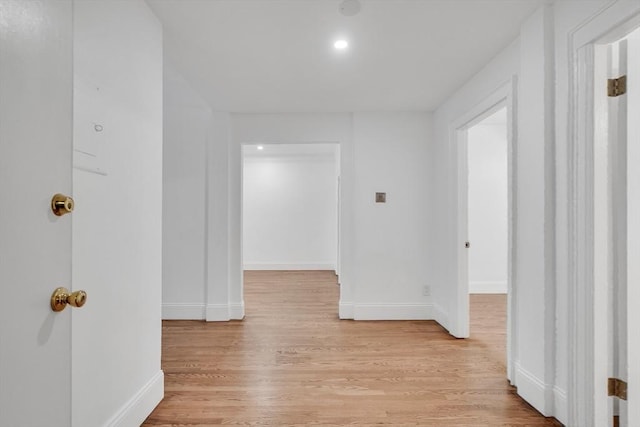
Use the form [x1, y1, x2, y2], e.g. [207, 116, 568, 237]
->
[568, 43, 598, 427]
[339, 301, 354, 319]
[554, 386, 568, 426]
[162, 303, 205, 320]
[506, 76, 519, 386]
[469, 281, 507, 294]
[239, 141, 344, 319]
[352, 303, 433, 321]
[206, 303, 230, 321]
[205, 303, 245, 321]
[229, 302, 245, 320]
[433, 303, 449, 332]
[567, 3, 640, 426]
[243, 263, 336, 271]
[104, 370, 164, 427]
[514, 363, 549, 417]
[512, 364, 567, 423]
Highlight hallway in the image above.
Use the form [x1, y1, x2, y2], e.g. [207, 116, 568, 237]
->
[144, 271, 560, 426]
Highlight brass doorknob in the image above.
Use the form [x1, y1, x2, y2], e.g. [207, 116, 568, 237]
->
[51, 287, 87, 312]
[51, 193, 74, 216]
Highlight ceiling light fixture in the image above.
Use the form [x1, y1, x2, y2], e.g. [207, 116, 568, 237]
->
[334, 40, 348, 50]
[257, 145, 264, 150]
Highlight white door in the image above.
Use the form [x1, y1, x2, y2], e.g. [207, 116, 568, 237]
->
[609, 39, 628, 427]
[0, 2, 75, 426]
[603, 31, 640, 427]
[624, 30, 640, 427]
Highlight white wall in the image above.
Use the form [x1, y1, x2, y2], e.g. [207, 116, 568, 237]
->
[162, 58, 234, 321]
[72, 1, 164, 425]
[162, 61, 210, 319]
[468, 111, 508, 294]
[351, 112, 432, 318]
[243, 145, 338, 270]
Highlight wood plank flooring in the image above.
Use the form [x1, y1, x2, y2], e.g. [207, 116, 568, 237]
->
[143, 271, 561, 426]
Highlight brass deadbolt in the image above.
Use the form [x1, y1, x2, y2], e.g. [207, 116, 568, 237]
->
[51, 287, 87, 312]
[51, 194, 74, 216]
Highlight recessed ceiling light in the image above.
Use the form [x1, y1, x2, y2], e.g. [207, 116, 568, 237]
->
[334, 40, 348, 50]
[257, 145, 264, 150]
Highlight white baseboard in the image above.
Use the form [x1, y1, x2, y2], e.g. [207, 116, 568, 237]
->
[554, 385, 568, 426]
[205, 302, 245, 321]
[514, 362, 550, 417]
[229, 302, 245, 320]
[243, 263, 336, 271]
[206, 303, 230, 321]
[162, 303, 205, 320]
[433, 303, 450, 332]
[339, 301, 354, 319]
[353, 303, 434, 320]
[105, 370, 164, 427]
[469, 280, 507, 294]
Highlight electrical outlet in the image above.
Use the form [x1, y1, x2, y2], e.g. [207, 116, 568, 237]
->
[422, 285, 431, 296]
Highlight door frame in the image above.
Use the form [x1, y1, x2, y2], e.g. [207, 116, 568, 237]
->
[567, 3, 640, 426]
[451, 77, 518, 381]
[239, 141, 342, 309]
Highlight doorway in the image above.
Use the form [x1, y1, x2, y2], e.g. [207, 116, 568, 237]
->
[466, 107, 509, 371]
[452, 79, 517, 382]
[467, 107, 509, 296]
[241, 143, 341, 312]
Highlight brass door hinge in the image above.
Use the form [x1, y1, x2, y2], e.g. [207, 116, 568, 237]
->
[608, 76, 627, 97]
[608, 377, 627, 400]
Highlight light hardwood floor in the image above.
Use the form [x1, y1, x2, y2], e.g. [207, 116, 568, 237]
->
[143, 271, 561, 426]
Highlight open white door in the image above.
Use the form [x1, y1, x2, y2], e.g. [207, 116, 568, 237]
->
[607, 39, 629, 427]
[600, 31, 640, 427]
[0, 2, 74, 425]
[625, 30, 640, 427]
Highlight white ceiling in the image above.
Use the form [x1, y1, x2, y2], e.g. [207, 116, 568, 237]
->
[147, 0, 547, 113]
